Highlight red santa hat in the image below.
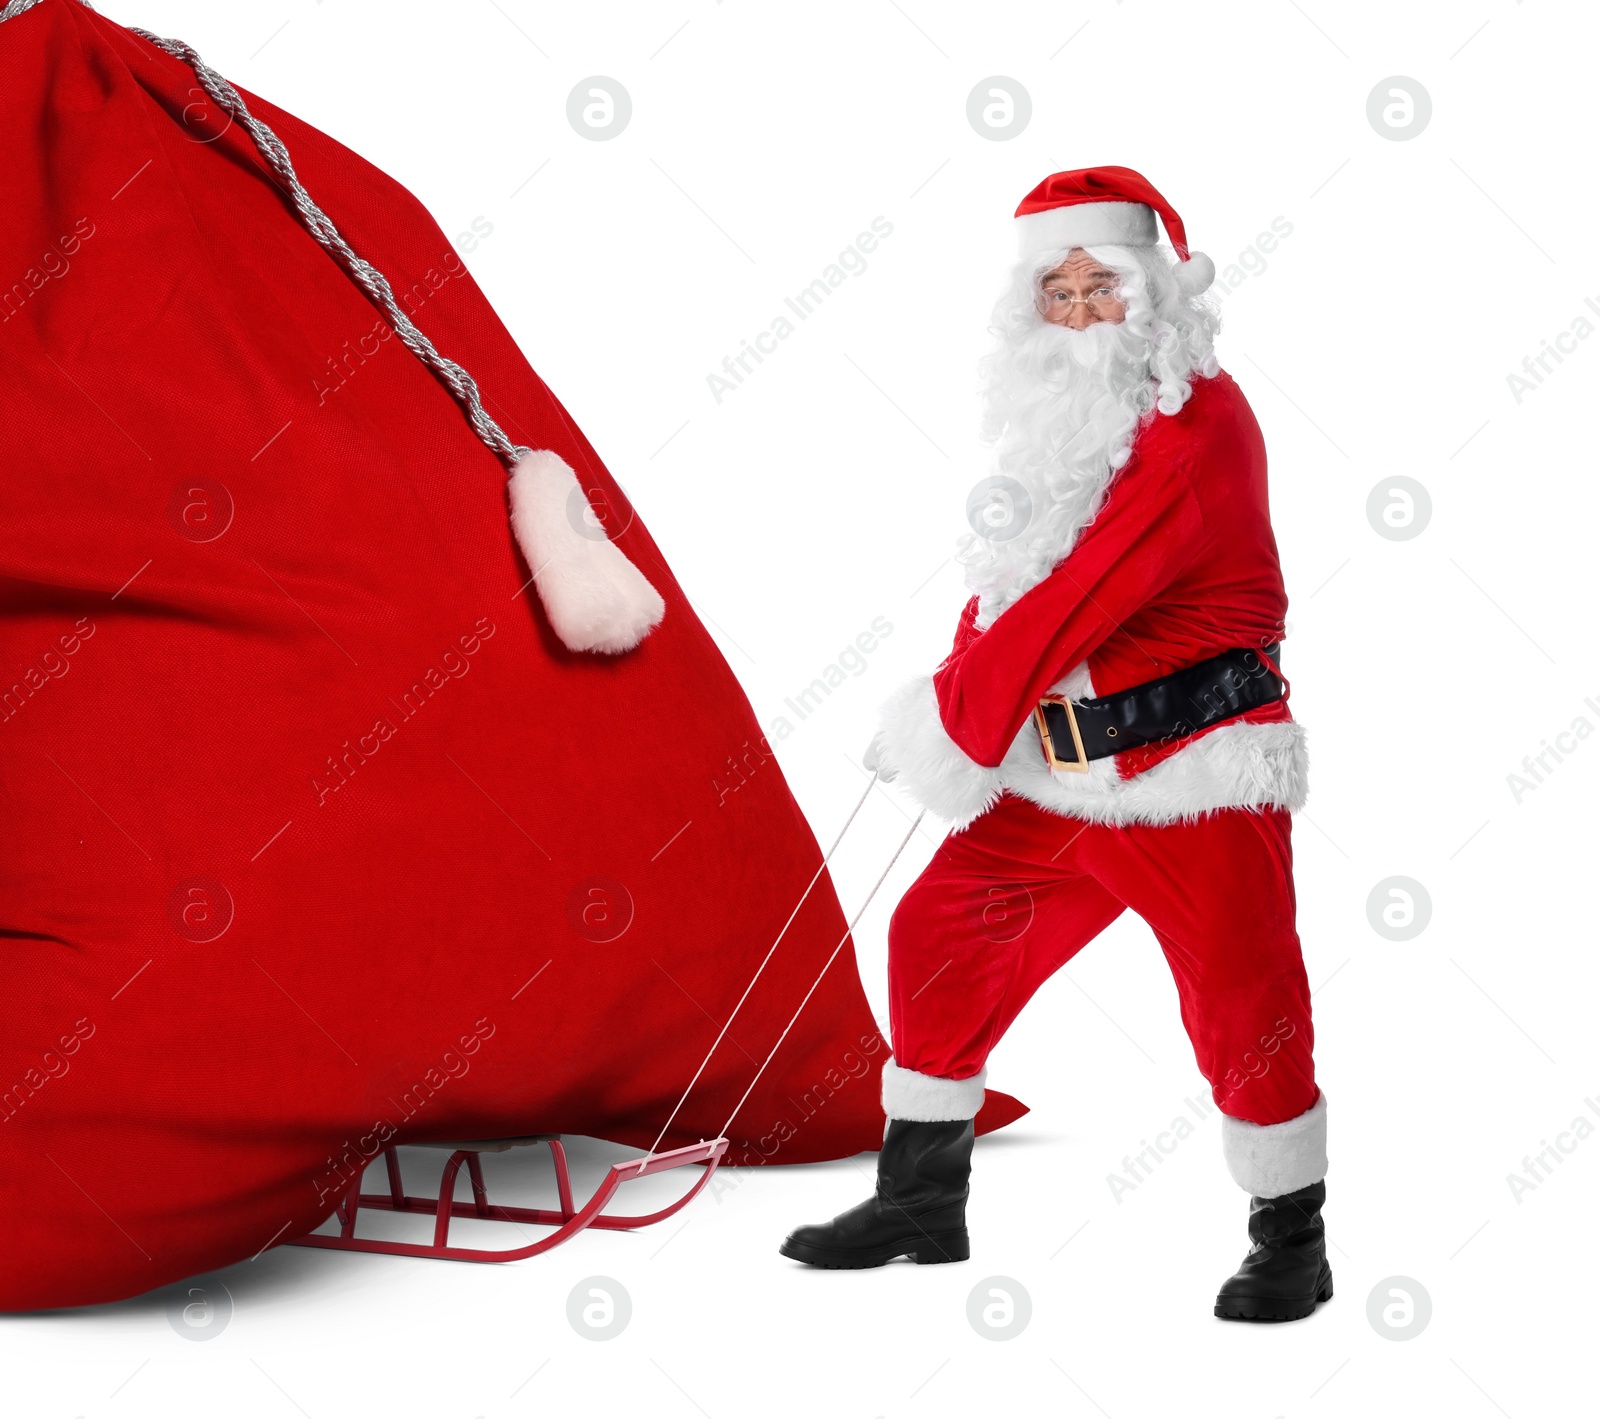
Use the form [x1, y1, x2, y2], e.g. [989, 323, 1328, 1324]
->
[1014, 165, 1216, 296]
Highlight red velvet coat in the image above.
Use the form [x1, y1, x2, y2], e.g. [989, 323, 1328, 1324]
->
[879, 372, 1308, 828]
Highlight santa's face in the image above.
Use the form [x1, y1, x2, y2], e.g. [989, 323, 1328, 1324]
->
[1038, 249, 1127, 329]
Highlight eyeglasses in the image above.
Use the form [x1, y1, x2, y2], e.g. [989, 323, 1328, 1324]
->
[1041, 287, 1121, 315]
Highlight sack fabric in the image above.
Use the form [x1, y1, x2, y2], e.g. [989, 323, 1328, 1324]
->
[0, 1, 1023, 1310]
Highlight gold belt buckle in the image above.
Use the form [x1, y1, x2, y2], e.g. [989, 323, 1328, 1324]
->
[1034, 695, 1090, 773]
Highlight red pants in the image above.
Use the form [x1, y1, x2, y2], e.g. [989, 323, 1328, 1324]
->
[888, 795, 1317, 1127]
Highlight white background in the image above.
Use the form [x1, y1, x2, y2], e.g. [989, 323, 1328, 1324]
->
[9, 1, 1599, 1416]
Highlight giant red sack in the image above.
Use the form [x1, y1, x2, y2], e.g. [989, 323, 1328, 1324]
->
[0, 0, 1023, 1311]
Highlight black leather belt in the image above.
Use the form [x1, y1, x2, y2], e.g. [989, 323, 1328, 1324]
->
[1033, 644, 1284, 772]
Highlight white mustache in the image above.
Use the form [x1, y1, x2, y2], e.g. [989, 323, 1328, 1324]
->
[963, 317, 1159, 620]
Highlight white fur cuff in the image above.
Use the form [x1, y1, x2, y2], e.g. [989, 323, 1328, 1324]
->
[881, 1060, 987, 1121]
[507, 449, 665, 654]
[875, 676, 1004, 829]
[1220, 1092, 1327, 1198]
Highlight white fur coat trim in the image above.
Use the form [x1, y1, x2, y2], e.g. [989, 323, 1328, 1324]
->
[881, 1060, 988, 1122]
[875, 669, 1308, 831]
[875, 676, 1006, 828]
[507, 450, 665, 654]
[1220, 1092, 1328, 1198]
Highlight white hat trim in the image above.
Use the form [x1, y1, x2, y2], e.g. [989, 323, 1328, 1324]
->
[1015, 200, 1157, 259]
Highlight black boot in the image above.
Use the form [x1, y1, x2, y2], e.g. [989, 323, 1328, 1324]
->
[1214, 1178, 1333, 1322]
[779, 1118, 973, 1268]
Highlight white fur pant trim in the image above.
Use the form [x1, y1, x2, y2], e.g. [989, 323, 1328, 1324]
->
[881, 1060, 987, 1122]
[1220, 1092, 1327, 1198]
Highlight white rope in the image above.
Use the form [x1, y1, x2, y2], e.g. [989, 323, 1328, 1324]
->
[717, 809, 926, 1141]
[125, 21, 529, 471]
[646, 773, 879, 1157]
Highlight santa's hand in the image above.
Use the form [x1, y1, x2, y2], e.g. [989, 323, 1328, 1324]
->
[864, 731, 898, 783]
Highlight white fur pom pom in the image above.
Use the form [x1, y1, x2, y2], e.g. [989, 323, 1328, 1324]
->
[1173, 250, 1216, 296]
[507, 450, 665, 655]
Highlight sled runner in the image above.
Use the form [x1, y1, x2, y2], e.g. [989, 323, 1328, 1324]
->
[290, 1135, 727, 1263]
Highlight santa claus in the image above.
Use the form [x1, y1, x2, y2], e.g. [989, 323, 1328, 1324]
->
[780, 167, 1330, 1323]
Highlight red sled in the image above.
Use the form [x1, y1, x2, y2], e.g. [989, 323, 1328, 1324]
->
[291, 1135, 728, 1263]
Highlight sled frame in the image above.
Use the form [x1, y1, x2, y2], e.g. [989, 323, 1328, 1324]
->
[288, 1135, 728, 1263]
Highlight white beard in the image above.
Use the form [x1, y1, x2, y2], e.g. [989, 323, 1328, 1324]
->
[962, 319, 1160, 627]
